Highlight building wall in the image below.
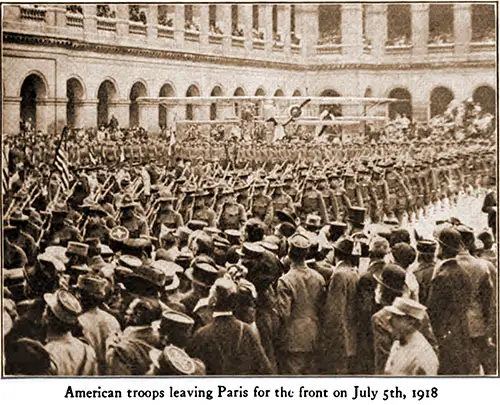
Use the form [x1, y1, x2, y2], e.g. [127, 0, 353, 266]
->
[2, 3, 496, 134]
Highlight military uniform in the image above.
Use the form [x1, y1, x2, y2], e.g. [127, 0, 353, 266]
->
[251, 192, 274, 227]
[218, 200, 247, 231]
[153, 209, 184, 238]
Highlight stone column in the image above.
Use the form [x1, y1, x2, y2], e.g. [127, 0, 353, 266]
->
[219, 5, 231, 52]
[74, 99, 98, 129]
[341, 4, 363, 58]
[199, 5, 209, 47]
[174, 5, 185, 46]
[82, 5, 97, 35]
[139, 101, 160, 133]
[263, 5, 273, 55]
[3, 97, 21, 134]
[109, 100, 130, 128]
[218, 101, 235, 120]
[454, 4, 472, 55]
[411, 4, 429, 56]
[369, 4, 387, 59]
[53, 4, 67, 28]
[412, 104, 429, 122]
[279, 5, 291, 56]
[146, 4, 158, 44]
[36, 98, 67, 134]
[299, 4, 318, 57]
[115, 4, 129, 38]
[241, 5, 253, 52]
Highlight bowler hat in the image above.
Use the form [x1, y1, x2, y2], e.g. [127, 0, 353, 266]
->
[276, 208, 296, 227]
[43, 289, 82, 325]
[334, 237, 354, 256]
[373, 264, 406, 294]
[437, 227, 462, 251]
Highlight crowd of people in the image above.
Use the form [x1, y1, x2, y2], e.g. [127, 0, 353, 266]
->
[2, 97, 497, 377]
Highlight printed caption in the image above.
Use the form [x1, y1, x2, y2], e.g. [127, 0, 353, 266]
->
[64, 385, 439, 401]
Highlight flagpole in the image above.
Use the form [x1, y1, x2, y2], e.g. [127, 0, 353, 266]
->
[48, 126, 69, 187]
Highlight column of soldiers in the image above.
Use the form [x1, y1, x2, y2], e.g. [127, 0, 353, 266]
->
[2, 123, 497, 376]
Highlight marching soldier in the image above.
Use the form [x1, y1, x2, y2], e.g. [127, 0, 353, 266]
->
[297, 177, 328, 225]
[249, 180, 274, 227]
[317, 175, 340, 223]
[152, 189, 184, 238]
[118, 194, 149, 238]
[217, 188, 247, 231]
[190, 191, 217, 228]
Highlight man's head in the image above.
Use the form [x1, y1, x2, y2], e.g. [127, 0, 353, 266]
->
[387, 297, 427, 340]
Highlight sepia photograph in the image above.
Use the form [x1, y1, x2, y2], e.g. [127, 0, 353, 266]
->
[1, 2, 498, 378]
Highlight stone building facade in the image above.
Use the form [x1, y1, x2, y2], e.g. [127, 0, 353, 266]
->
[2, 3, 496, 134]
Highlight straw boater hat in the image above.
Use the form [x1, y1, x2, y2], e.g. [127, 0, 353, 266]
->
[386, 297, 427, 321]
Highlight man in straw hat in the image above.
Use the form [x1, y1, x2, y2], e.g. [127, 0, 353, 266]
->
[384, 297, 439, 376]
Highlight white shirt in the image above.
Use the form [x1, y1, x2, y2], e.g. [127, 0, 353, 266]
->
[384, 330, 439, 376]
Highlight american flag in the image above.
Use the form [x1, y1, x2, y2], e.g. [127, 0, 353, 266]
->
[53, 127, 71, 190]
[2, 146, 10, 195]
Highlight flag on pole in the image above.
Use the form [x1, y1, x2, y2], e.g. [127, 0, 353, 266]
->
[53, 127, 71, 191]
[2, 147, 10, 195]
[168, 113, 177, 156]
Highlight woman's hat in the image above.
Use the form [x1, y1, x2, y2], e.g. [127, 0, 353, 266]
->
[43, 289, 82, 325]
[386, 297, 427, 321]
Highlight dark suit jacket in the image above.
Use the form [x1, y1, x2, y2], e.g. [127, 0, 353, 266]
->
[189, 315, 273, 375]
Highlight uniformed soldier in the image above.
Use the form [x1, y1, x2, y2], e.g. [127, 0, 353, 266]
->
[118, 194, 150, 238]
[217, 188, 247, 231]
[249, 180, 274, 227]
[43, 202, 83, 248]
[270, 180, 295, 214]
[316, 175, 340, 222]
[297, 177, 328, 225]
[151, 189, 184, 239]
[190, 191, 217, 228]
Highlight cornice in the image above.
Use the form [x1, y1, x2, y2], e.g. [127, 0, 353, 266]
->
[3, 31, 496, 72]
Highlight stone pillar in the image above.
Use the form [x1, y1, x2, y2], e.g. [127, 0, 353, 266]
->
[299, 5, 318, 57]
[341, 4, 363, 58]
[53, 4, 67, 28]
[3, 97, 21, 134]
[263, 5, 273, 55]
[36, 98, 67, 134]
[139, 101, 160, 133]
[146, 5, 158, 43]
[412, 103, 429, 122]
[109, 100, 130, 128]
[454, 4, 471, 55]
[82, 5, 97, 34]
[241, 5, 253, 52]
[174, 5, 185, 46]
[279, 5, 292, 56]
[218, 101, 235, 120]
[219, 5, 231, 52]
[411, 4, 429, 56]
[199, 5, 209, 47]
[115, 4, 129, 38]
[74, 99, 98, 129]
[369, 4, 387, 59]
[196, 102, 212, 121]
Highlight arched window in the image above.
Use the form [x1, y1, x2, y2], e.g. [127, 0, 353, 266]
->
[320, 89, 342, 117]
[234, 87, 245, 116]
[210, 86, 223, 120]
[66, 78, 85, 128]
[20, 73, 48, 131]
[186, 84, 200, 120]
[430, 87, 454, 117]
[388, 88, 412, 119]
[473, 86, 496, 115]
[159, 83, 175, 128]
[97, 80, 117, 128]
[129, 82, 148, 128]
[428, 5, 454, 44]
